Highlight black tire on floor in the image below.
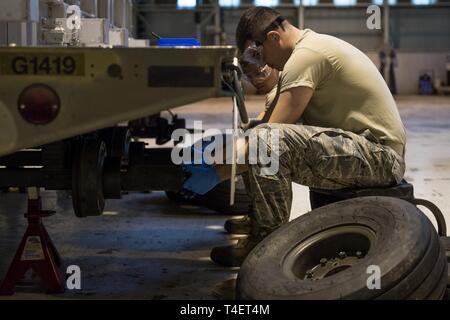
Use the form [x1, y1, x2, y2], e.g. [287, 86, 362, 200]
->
[416, 253, 448, 300]
[165, 177, 252, 215]
[237, 196, 447, 300]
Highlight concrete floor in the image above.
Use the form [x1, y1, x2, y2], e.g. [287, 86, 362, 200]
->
[0, 95, 449, 299]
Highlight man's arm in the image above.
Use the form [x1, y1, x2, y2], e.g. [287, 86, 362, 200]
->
[215, 86, 314, 180]
[266, 86, 313, 123]
[256, 111, 265, 120]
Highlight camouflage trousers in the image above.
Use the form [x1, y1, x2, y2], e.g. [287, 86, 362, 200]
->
[243, 123, 406, 239]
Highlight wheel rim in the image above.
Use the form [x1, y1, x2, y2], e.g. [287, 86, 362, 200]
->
[282, 225, 376, 281]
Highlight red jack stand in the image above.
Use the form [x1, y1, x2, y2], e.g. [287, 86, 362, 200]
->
[0, 187, 65, 295]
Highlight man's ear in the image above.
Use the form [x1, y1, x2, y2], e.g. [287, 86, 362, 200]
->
[267, 31, 281, 43]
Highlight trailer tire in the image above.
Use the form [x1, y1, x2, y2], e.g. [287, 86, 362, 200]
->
[72, 139, 107, 217]
[237, 196, 447, 300]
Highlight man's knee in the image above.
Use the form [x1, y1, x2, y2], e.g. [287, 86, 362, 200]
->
[250, 123, 312, 163]
[252, 123, 296, 138]
[249, 123, 290, 169]
[253, 122, 282, 131]
[252, 123, 315, 146]
[251, 123, 302, 151]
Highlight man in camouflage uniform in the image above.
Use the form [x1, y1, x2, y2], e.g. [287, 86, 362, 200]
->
[182, 7, 406, 267]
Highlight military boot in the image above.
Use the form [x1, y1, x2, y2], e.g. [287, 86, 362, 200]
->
[224, 215, 251, 235]
[210, 236, 261, 267]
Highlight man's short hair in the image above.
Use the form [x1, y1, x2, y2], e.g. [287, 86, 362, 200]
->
[235, 6, 284, 54]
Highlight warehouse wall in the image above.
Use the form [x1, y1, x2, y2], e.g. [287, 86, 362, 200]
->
[137, 5, 450, 94]
[366, 52, 449, 94]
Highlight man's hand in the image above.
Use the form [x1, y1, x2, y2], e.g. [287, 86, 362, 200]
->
[251, 69, 279, 94]
[240, 56, 279, 94]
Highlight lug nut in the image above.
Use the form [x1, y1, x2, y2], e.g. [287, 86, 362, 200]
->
[320, 258, 327, 266]
[338, 251, 347, 259]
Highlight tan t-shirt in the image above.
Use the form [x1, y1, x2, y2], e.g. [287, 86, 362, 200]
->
[266, 29, 406, 156]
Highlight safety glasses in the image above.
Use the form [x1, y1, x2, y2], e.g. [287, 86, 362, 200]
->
[253, 15, 286, 47]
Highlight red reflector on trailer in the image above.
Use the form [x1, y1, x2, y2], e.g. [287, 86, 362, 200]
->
[17, 84, 60, 125]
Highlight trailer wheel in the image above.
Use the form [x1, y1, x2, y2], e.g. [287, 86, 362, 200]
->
[165, 176, 251, 215]
[237, 196, 447, 300]
[72, 139, 107, 217]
